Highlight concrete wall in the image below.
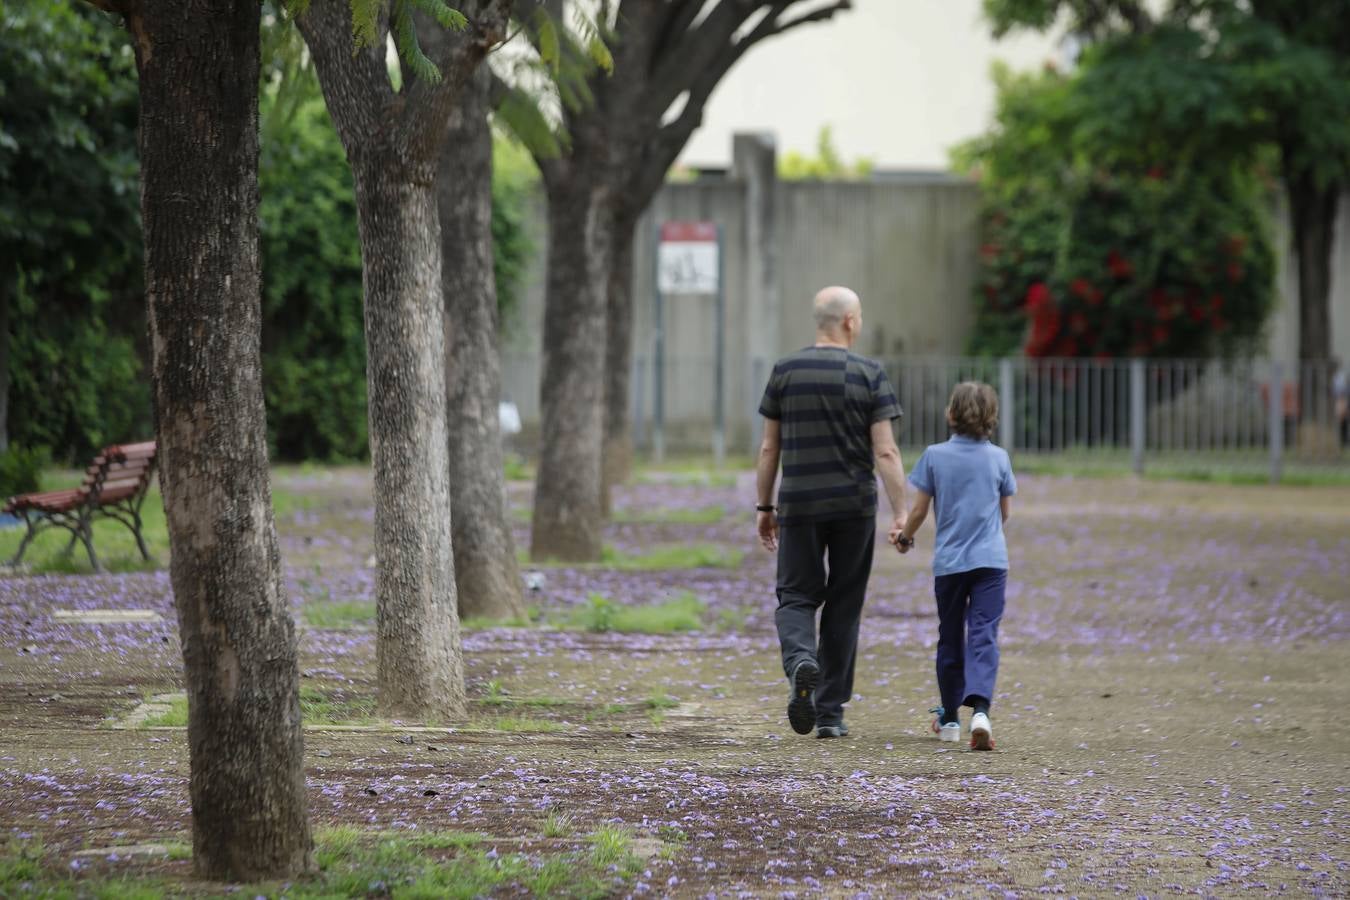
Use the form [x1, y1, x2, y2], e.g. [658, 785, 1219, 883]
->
[501, 138, 1350, 453]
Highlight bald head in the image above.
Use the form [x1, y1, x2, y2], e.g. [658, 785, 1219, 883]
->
[813, 286, 862, 344]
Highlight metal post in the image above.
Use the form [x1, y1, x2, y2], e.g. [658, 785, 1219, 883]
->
[652, 224, 665, 463]
[998, 357, 1014, 452]
[1269, 359, 1284, 484]
[713, 225, 726, 467]
[632, 356, 646, 451]
[1130, 358, 1146, 475]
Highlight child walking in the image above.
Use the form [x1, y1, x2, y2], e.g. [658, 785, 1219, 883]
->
[892, 382, 1015, 751]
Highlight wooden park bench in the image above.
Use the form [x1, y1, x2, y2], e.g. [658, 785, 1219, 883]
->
[3, 441, 157, 573]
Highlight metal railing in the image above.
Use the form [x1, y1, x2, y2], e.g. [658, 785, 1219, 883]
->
[500, 352, 1348, 481]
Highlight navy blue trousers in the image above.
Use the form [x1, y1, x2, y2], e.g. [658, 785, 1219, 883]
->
[934, 567, 1007, 718]
[775, 516, 876, 727]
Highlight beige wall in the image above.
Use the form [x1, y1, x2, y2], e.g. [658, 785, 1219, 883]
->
[501, 176, 1350, 451]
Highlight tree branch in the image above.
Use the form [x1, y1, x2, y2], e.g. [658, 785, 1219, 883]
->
[402, 2, 513, 163]
[297, 0, 396, 157]
[625, 0, 849, 212]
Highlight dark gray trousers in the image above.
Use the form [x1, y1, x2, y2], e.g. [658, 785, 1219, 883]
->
[774, 516, 876, 726]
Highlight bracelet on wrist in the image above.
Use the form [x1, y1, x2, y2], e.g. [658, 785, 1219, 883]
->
[756, 504, 777, 513]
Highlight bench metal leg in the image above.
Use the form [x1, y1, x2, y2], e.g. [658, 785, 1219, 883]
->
[131, 510, 151, 562]
[7, 515, 38, 567]
[78, 520, 101, 573]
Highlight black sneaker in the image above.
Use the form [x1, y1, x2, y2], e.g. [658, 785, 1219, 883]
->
[816, 723, 849, 739]
[787, 660, 819, 735]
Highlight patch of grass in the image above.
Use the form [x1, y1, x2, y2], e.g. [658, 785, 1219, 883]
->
[612, 506, 725, 525]
[5, 819, 640, 898]
[1008, 450, 1350, 486]
[488, 715, 565, 733]
[141, 695, 188, 728]
[298, 685, 377, 725]
[601, 543, 743, 570]
[568, 591, 706, 634]
[713, 606, 750, 633]
[162, 843, 192, 862]
[645, 691, 679, 711]
[302, 600, 375, 630]
[461, 612, 535, 630]
[635, 469, 738, 488]
[477, 681, 569, 710]
[504, 455, 534, 482]
[583, 702, 627, 723]
[138, 686, 376, 728]
[542, 809, 573, 838]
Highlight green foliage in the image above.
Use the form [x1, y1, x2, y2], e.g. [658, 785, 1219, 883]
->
[0, 445, 48, 498]
[0, 2, 151, 462]
[779, 126, 874, 181]
[259, 87, 370, 462]
[258, 71, 533, 461]
[973, 1, 1350, 361]
[956, 64, 1275, 358]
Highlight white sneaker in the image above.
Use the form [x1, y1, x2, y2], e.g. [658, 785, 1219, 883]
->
[970, 712, 994, 751]
[930, 707, 961, 742]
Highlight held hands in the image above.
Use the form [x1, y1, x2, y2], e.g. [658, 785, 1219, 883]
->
[756, 510, 778, 552]
[888, 515, 914, 554]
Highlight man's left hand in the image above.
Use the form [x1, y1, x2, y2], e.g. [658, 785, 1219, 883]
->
[756, 510, 778, 552]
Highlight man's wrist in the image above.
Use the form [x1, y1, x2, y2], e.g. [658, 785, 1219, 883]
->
[756, 503, 777, 513]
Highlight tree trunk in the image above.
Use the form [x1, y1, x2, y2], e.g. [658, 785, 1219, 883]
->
[439, 66, 526, 621]
[129, 0, 312, 880]
[352, 155, 466, 719]
[1287, 173, 1338, 366]
[600, 212, 637, 515]
[530, 173, 612, 562]
[0, 272, 10, 453]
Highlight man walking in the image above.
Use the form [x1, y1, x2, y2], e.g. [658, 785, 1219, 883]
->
[756, 286, 908, 738]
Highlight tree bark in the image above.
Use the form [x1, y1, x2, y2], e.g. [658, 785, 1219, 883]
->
[439, 66, 526, 621]
[299, 0, 511, 719]
[352, 155, 466, 718]
[0, 272, 10, 453]
[530, 171, 613, 562]
[600, 211, 638, 514]
[1287, 172, 1338, 365]
[128, 0, 312, 880]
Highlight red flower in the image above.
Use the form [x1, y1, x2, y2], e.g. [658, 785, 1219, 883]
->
[1152, 324, 1170, 345]
[1188, 301, 1207, 324]
[1107, 250, 1134, 279]
[1210, 294, 1225, 312]
[980, 243, 1000, 260]
[1145, 165, 1166, 180]
[983, 284, 998, 301]
[1069, 312, 1089, 334]
[1226, 262, 1244, 283]
[1070, 278, 1094, 300]
[1224, 234, 1247, 256]
[1026, 282, 1051, 310]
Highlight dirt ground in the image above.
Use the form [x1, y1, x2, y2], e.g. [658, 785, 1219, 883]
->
[1, 467, 1347, 897]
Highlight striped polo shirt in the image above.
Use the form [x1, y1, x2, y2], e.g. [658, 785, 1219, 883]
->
[758, 346, 902, 524]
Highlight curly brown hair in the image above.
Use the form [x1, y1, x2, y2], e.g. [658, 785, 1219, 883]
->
[946, 382, 1000, 439]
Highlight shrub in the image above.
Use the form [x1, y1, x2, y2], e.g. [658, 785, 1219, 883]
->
[957, 65, 1275, 359]
[0, 445, 47, 499]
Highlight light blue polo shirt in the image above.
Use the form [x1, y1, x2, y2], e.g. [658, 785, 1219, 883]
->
[907, 435, 1017, 577]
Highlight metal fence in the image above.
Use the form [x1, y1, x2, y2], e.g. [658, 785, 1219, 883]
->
[879, 357, 1346, 479]
[502, 352, 1349, 481]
